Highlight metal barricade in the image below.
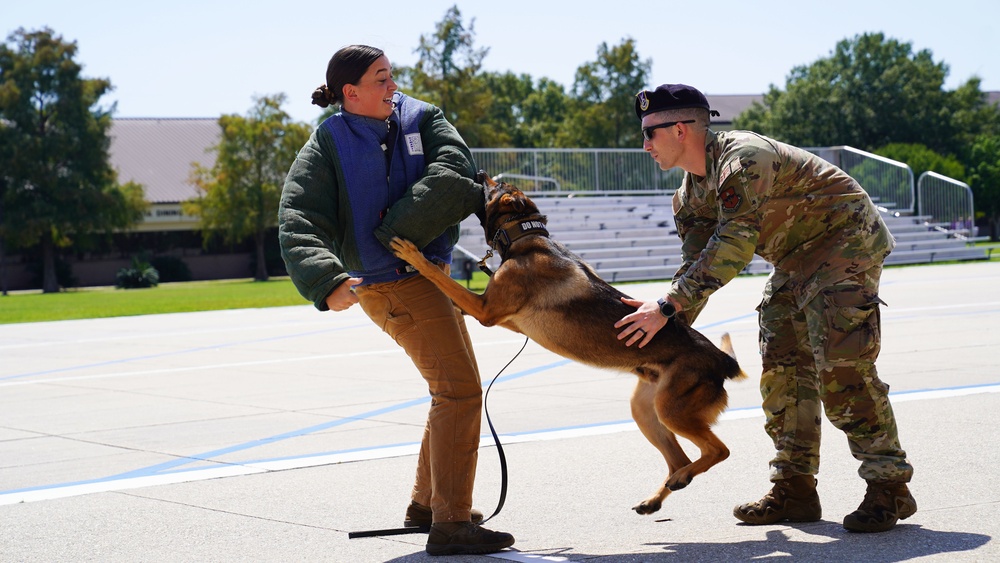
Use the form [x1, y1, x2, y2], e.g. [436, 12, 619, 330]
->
[472, 147, 916, 214]
[917, 171, 977, 238]
[806, 146, 915, 214]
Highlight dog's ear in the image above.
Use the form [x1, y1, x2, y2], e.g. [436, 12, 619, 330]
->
[513, 196, 525, 212]
[477, 170, 498, 188]
[500, 192, 526, 212]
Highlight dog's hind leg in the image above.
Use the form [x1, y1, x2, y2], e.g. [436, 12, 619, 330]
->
[661, 423, 730, 492]
[630, 380, 692, 472]
[632, 374, 733, 515]
[656, 379, 731, 493]
[629, 379, 692, 515]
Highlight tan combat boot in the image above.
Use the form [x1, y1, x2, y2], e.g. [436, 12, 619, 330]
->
[734, 475, 822, 524]
[843, 480, 917, 532]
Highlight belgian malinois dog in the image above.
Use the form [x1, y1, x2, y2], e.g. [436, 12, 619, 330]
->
[389, 172, 746, 515]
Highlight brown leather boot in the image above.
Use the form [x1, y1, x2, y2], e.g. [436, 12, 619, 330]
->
[843, 480, 917, 533]
[733, 475, 822, 524]
[425, 521, 515, 556]
[403, 501, 483, 528]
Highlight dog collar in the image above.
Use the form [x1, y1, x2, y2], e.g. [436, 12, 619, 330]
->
[477, 215, 549, 276]
[492, 217, 549, 259]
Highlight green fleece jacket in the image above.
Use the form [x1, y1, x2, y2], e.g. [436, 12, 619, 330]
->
[278, 100, 484, 310]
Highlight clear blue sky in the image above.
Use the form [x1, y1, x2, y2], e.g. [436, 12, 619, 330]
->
[5, 0, 998, 124]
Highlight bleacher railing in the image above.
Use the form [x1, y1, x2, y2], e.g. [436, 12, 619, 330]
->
[917, 171, 977, 238]
[806, 146, 915, 214]
[472, 146, 917, 214]
[471, 148, 684, 195]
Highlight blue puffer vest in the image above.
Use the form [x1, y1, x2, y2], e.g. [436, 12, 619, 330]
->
[322, 93, 454, 285]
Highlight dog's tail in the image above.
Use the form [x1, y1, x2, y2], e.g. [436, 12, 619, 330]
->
[719, 333, 749, 381]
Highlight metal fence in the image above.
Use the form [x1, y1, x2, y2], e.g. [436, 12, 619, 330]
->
[470, 148, 685, 194]
[471, 147, 917, 215]
[917, 171, 977, 237]
[806, 146, 915, 214]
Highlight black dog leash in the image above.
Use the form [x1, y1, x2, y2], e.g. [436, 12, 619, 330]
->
[348, 336, 529, 539]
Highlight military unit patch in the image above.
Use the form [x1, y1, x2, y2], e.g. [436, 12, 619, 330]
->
[720, 186, 743, 213]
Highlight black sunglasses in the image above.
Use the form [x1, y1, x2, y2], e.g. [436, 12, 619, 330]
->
[641, 119, 696, 141]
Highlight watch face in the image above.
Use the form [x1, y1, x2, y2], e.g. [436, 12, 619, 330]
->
[658, 298, 675, 317]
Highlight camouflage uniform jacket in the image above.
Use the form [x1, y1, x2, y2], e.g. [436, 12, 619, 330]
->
[670, 130, 895, 314]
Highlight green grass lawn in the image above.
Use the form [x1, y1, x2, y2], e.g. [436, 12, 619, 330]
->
[3, 246, 997, 325]
[0, 274, 492, 325]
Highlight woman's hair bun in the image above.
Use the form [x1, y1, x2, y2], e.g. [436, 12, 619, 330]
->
[311, 85, 332, 108]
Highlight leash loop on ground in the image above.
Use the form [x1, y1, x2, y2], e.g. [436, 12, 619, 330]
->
[348, 335, 528, 538]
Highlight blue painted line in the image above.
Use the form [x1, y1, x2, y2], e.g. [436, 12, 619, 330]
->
[109, 358, 572, 480]
[694, 313, 757, 330]
[0, 358, 573, 496]
[0, 314, 743, 497]
[109, 396, 433, 479]
[1, 475, 122, 496]
[0, 324, 368, 382]
[239, 440, 423, 466]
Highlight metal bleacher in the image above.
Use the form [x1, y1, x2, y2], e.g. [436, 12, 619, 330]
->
[454, 194, 991, 284]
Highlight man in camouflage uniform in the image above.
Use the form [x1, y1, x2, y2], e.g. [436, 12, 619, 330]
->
[615, 84, 916, 532]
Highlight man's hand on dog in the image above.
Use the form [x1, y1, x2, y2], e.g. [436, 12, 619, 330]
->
[325, 277, 363, 312]
[615, 297, 673, 348]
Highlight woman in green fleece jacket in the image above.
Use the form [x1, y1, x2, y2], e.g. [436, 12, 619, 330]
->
[277, 45, 514, 556]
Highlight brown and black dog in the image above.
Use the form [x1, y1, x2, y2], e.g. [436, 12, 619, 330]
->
[389, 172, 746, 516]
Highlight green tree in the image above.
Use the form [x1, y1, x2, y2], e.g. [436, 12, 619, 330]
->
[184, 94, 311, 281]
[874, 143, 965, 182]
[564, 38, 650, 148]
[0, 27, 147, 293]
[476, 72, 575, 149]
[404, 5, 500, 147]
[948, 77, 1000, 160]
[478, 71, 531, 148]
[734, 33, 973, 155]
[967, 134, 1000, 240]
[518, 77, 573, 148]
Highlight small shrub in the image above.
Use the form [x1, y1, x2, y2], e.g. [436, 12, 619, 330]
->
[116, 256, 160, 289]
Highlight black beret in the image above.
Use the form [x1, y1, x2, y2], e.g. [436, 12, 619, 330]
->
[634, 84, 721, 120]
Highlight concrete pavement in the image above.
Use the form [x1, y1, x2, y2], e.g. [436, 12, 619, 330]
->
[2, 261, 998, 562]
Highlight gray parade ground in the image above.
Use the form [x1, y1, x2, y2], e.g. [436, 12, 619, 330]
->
[2, 260, 998, 562]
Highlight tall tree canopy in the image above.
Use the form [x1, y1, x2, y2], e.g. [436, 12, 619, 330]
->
[184, 94, 311, 281]
[403, 5, 501, 147]
[401, 7, 648, 149]
[733, 32, 991, 157]
[479, 73, 573, 148]
[0, 27, 146, 293]
[565, 38, 650, 148]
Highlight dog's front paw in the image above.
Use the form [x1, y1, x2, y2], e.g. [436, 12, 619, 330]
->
[389, 237, 420, 262]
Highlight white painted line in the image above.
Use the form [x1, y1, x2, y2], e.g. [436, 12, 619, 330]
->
[0, 465, 264, 505]
[1, 383, 996, 507]
[487, 551, 570, 561]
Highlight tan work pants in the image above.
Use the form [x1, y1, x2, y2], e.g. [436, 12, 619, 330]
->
[356, 271, 482, 523]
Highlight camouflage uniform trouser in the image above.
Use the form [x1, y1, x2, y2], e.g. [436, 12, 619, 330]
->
[758, 264, 914, 483]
